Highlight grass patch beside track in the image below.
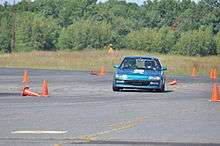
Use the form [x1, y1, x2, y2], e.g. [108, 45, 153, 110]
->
[0, 50, 219, 76]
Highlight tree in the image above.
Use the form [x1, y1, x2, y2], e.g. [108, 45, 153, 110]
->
[15, 12, 60, 51]
[174, 27, 214, 56]
[0, 9, 12, 53]
[215, 31, 220, 55]
[126, 27, 176, 53]
[109, 17, 133, 49]
[58, 0, 97, 27]
[58, 20, 112, 50]
[141, 0, 162, 28]
[158, 26, 176, 53]
[0, 0, 219, 55]
[29, 0, 64, 18]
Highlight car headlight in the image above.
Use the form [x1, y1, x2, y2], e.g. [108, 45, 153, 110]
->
[115, 74, 120, 78]
[115, 74, 128, 80]
[148, 76, 161, 80]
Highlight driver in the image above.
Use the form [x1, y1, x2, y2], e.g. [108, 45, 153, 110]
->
[145, 60, 152, 69]
[145, 60, 156, 70]
[128, 59, 136, 68]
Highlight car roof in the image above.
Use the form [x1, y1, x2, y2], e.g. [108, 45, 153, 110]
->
[125, 56, 158, 60]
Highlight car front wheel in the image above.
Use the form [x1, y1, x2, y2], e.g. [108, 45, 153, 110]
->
[159, 83, 165, 92]
[112, 86, 121, 92]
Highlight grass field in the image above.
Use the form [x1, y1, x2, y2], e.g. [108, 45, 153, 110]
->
[0, 50, 219, 76]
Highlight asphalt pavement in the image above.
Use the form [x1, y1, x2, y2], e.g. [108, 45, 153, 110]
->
[0, 68, 220, 146]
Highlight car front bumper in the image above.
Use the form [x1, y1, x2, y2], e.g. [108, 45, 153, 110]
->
[113, 79, 163, 89]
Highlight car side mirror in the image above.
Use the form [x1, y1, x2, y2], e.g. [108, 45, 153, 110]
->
[162, 67, 167, 71]
[113, 64, 119, 68]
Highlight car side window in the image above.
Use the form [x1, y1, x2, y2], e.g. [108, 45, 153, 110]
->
[154, 59, 162, 70]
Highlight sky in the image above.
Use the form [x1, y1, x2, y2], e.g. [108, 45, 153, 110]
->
[0, 0, 199, 5]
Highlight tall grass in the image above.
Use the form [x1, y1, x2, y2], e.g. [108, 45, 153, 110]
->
[0, 50, 219, 76]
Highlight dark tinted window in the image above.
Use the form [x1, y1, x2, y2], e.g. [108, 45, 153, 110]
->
[120, 57, 162, 70]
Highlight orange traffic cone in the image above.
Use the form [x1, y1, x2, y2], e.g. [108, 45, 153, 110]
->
[192, 67, 197, 77]
[210, 68, 214, 79]
[21, 86, 40, 97]
[213, 68, 217, 81]
[42, 80, 48, 97]
[22, 70, 29, 83]
[99, 66, 106, 76]
[210, 82, 220, 102]
[169, 79, 177, 85]
[90, 69, 97, 75]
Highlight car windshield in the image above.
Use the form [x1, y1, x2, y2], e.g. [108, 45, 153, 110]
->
[120, 57, 162, 71]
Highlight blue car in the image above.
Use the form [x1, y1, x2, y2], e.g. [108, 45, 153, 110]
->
[113, 56, 167, 92]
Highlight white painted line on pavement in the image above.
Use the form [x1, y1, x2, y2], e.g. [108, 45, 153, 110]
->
[11, 130, 68, 134]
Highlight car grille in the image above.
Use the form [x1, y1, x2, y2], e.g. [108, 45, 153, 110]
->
[124, 80, 151, 86]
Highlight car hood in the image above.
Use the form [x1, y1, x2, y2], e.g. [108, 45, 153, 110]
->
[117, 68, 162, 76]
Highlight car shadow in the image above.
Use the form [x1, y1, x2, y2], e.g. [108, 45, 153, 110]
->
[69, 139, 215, 145]
[0, 93, 21, 97]
[118, 89, 173, 93]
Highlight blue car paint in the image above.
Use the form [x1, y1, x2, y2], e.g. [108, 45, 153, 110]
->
[113, 56, 166, 90]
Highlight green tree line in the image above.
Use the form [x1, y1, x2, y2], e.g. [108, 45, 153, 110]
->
[0, 0, 220, 56]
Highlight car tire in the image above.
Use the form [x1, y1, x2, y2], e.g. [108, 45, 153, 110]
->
[159, 83, 165, 92]
[113, 86, 121, 92]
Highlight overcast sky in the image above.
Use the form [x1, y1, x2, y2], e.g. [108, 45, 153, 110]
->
[0, 0, 199, 5]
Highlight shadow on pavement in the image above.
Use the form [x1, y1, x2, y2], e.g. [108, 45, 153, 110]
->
[0, 93, 20, 97]
[69, 139, 220, 146]
[118, 89, 173, 93]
